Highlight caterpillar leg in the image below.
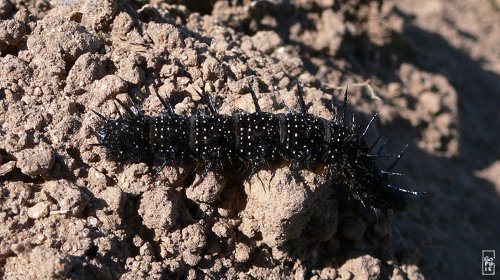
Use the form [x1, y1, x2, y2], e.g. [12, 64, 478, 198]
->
[200, 161, 220, 181]
[248, 160, 260, 177]
[155, 158, 173, 176]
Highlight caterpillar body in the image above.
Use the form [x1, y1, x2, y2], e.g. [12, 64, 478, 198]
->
[94, 84, 419, 210]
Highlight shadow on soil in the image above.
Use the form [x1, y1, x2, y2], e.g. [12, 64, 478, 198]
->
[333, 8, 500, 279]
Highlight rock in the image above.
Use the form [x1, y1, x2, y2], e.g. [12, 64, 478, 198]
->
[234, 243, 250, 263]
[25, 15, 102, 63]
[419, 91, 441, 115]
[338, 255, 381, 280]
[27, 201, 50, 219]
[43, 180, 89, 216]
[185, 172, 225, 204]
[238, 167, 332, 247]
[182, 251, 201, 266]
[118, 163, 151, 194]
[251, 31, 282, 54]
[138, 187, 177, 231]
[181, 223, 206, 253]
[211, 220, 232, 238]
[0, 11, 27, 52]
[15, 142, 55, 177]
[202, 55, 225, 81]
[64, 53, 108, 95]
[28, 246, 74, 278]
[146, 22, 184, 51]
[0, 161, 16, 177]
[99, 187, 123, 212]
[90, 74, 128, 105]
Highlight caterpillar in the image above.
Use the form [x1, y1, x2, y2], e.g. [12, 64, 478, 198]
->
[93, 82, 420, 210]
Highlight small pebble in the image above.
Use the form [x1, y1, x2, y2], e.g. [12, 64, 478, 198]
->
[27, 201, 50, 219]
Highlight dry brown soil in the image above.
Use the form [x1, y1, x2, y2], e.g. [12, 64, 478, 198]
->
[0, 0, 499, 279]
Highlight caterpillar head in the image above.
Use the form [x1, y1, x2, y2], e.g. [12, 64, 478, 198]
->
[96, 116, 151, 162]
[329, 125, 408, 210]
[350, 154, 407, 211]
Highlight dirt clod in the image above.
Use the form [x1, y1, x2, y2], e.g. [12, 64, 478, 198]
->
[43, 179, 89, 216]
[15, 141, 55, 177]
[139, 186, 177, 231]
[185, 172, 225, 203]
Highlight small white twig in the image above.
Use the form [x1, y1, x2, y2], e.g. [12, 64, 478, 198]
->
[325, 80, 382, 101]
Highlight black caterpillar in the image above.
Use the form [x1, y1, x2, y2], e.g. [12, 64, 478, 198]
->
[93, 83, 420, 210]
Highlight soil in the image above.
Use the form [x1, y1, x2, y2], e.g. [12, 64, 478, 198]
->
[0, 0, 499, 279]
